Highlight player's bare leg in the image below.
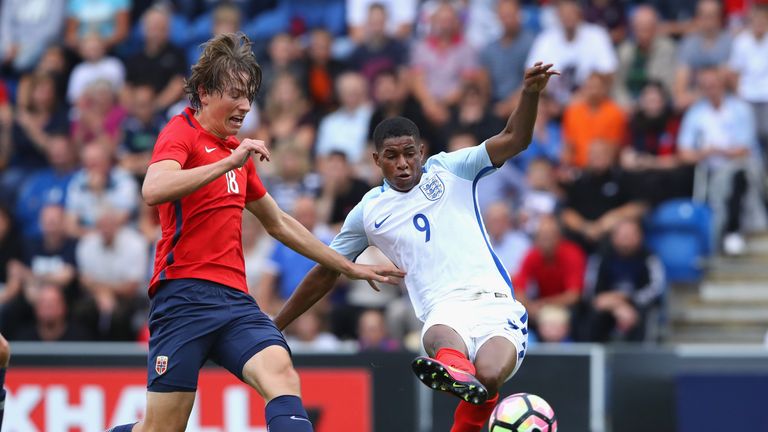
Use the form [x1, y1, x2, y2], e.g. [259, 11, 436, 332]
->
[128, 391, 195, 432]
[242, 345, 313, 431]
[412, 325, 489, 404]
[241, 345, 301, 399]
[449, 336, 519, 432]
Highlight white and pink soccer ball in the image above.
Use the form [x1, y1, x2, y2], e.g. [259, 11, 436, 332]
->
[488, 393, 558, 432]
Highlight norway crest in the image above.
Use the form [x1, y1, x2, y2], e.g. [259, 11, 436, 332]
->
[155, 355, 169, 375]
[420, 174, 445, 201]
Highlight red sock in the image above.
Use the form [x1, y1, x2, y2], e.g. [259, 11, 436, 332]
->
[450, 394, 499, 432]
[435, 347, 476, 375]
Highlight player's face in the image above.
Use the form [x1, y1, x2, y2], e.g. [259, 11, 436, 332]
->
[199, 85, 251, 138]
[374, 136, 425, 192]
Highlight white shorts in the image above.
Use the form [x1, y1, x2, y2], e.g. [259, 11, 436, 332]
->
[421, 293, 529, 381]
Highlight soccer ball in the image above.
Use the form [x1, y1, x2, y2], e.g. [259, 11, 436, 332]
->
[488, 393, 557, 432]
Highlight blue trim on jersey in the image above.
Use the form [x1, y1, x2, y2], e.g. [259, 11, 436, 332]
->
[159, 268, 167, 280]
[472, 166, 515, 295]
[163, 200, 183, 268]
[182, 111, 196, 129]
[521, 311, 528, 324]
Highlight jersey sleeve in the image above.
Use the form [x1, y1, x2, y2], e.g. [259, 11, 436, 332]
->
[426, 141, 495, 181]
[330, 195, 372, 261]
[245, 159, 267, 202]
[150, 124, 192, 167]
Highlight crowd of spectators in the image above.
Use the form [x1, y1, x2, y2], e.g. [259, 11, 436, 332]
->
[0, 0, 766, 349]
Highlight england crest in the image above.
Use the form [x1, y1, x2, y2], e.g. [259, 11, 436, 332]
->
[155, 355, 168, 375]
[419, 174, 445, 201]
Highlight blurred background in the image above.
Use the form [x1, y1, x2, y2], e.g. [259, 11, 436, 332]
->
[1, 0, 768, 431]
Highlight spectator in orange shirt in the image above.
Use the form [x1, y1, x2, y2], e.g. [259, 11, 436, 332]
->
[562, 72, 626, 168]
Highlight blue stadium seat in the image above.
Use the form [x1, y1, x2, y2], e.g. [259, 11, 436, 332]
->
[645, 199, 713, 283]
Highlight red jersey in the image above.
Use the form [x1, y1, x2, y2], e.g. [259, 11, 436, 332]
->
[147, 107, 266, 296]
[513, 241, 586, 299]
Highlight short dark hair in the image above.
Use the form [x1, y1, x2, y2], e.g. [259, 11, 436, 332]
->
[185, 32, 261, 109]
[372, 116, 420, 151]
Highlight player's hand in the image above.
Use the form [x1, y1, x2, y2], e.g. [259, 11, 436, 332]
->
[0, 332, 10, 368]
[228, 139, 271, 169]
[345, 263, 406, 290]
[522, 62, 560, 94]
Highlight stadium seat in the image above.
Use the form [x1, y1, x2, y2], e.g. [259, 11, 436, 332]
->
[645, 199, 713, 283]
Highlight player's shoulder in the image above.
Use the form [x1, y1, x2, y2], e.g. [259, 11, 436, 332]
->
[423, 142, 491, 173]
[158, 109, 197, 139]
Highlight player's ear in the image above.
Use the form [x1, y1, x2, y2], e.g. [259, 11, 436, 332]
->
[372, 150, 381, 167]
[198, 85, 209, 106]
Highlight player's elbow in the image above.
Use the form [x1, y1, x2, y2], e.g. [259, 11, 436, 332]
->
[142, 184, 162, 206]
[262, 212, 290, 240]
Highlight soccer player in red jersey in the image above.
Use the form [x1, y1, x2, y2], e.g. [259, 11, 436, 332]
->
[107, 33, 403, 432]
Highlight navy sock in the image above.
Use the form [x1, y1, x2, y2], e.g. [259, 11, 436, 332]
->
[106, 423, 136, 432]
[1, 368, 6, 429]
[265, 395, 313, 432]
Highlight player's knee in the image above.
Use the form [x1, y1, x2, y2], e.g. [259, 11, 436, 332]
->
[268, 358, 301, 393]
[475, 364, 505, 396]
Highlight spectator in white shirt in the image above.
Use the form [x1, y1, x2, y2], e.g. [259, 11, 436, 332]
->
[728, 3, 768, 159]
[65, 143, 139, 238]
[526, 0, 617, 105]
[76, 206, 148, 340]
[315, 72, 373, 164]
[677, 67, 764, 255]
[66, 33, 125, 103]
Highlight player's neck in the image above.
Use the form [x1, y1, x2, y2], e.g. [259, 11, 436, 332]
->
[194, 110, 228, 139]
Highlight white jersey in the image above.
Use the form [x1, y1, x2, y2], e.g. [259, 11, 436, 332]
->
[331, 142, 515, 321]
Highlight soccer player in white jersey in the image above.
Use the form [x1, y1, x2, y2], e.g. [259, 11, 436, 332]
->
[275, 63, 557, 432]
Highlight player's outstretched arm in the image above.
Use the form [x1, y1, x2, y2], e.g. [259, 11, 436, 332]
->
[273, 264, 339, 330]
[246, 195, 405, 283]
[142, 139, 270, 205]
[485, 62, 559, 167]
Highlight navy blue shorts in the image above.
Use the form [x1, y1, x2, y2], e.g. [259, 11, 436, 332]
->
[146, 278, 289, 392]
